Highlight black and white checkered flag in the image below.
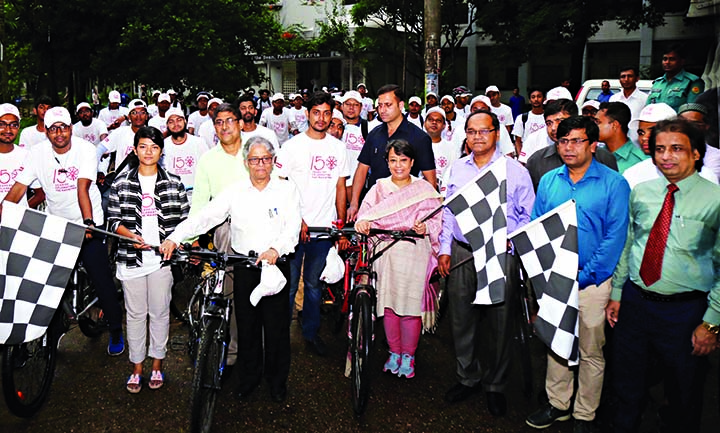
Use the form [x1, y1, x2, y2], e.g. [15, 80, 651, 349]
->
[0, 202, 86, 345]
[509, 199, 579, 364]
[445, 158, 507, 304]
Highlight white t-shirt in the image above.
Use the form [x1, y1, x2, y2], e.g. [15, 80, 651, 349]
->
[15, 138, 104, 224]
[147, 104, 159, 118]
[512, 111, 546, 142]
[490, 103, 514, 127]
[98, 106, 129, 130]
[259, 108, 295, 146]
[99, 126, 136, 173]
[73, 119, 109, 145]
[342, 122, 366, 186]
[432, 139, 460, 188]
[148, 114, 168, 134]
[198, 120, 218, 149]
[116, 173, 162, 280]
[162, 135, 209, 192]
[241, 124, 280, 150]
[360, 97, 374, 120]
[187, 111, 210, 135]
[288, 107, 309, 133]
[518, 129, 554, 164]
[0, 146, 32, 205]
[275, 133, 350, 226]
[18, 126, 46, 148]
[406, 114, 423, 129]
[441, 117, 464, 143]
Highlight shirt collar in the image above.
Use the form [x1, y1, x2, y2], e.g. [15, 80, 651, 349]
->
[558, 157, 602, 180]
[462, 147, 502, 170]
[661, 171, 701, 192]
[613, 139, 638, 160]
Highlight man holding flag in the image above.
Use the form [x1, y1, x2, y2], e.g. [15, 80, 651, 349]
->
[525, 116, 629, 433]
[439, 110, 535, 416]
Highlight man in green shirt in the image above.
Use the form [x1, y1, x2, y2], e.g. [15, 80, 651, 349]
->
[597, 102, 647, 174]
[646, 44, 705, 111]
[606, 118, 720, 433]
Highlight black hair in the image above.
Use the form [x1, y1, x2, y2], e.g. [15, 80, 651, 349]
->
[664, 43, 686, 59]
[377, 84, 405, 102]
[544, 99, 578, 118]
[307, 91, 334, 110]
[557, 116, 600, 144]
[464, 110, 500, 132]
[384, 139, 415, 160]
[236, 93, 255, 106]
[599, 102, 631, 135]
[34, 95, 52, 110]
[528, 88, 544, 98]
[618, 66, 639, 77]
[125, 126, 165, 169]
[212, 103, 241, 121]
[649, 117, 705, 172]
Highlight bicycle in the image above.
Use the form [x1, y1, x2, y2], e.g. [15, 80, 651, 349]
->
[308, 225, 424, 415]
[2, 261, 109, 418]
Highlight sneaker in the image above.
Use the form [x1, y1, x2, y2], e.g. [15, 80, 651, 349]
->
[526, 403, 572, 429]
[383, 352, 401, 374]
[397, 353, 415, 378]
[108, 330, 125, 356]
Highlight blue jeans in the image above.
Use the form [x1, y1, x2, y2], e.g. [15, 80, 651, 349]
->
[289, 239, 332, 341]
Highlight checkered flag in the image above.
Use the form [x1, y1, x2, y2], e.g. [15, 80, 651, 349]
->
[0, 202, 86, 345]
[509, 199, 579, 364]
[445, 158, 507, 304]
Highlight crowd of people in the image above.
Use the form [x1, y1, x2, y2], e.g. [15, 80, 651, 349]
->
[0, 42, 718, 432]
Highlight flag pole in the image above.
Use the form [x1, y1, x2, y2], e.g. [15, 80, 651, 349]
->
[86, 224, 157, 247]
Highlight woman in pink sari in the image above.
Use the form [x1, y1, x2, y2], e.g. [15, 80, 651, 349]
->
[355, 139, 442, 379]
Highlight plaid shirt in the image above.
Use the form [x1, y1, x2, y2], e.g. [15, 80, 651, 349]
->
[107, 166, 189, 268]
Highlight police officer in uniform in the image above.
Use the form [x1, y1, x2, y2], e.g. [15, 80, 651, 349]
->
[646, 44, 704, 111]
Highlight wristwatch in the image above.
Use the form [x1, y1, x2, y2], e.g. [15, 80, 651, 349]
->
[83, 218, 95, 226]
[701, 322, 720, 335]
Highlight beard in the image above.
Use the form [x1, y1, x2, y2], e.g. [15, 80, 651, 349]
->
[170, 128, 187, 139]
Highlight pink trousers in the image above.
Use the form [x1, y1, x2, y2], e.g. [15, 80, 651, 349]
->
[383, 308, 421, 356]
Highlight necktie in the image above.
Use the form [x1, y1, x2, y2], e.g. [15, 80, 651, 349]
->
[639, 183, 679, 287]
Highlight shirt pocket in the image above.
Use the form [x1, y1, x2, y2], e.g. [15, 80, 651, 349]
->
[668, 217, 710, 253]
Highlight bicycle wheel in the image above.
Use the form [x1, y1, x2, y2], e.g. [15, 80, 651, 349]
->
[1, 311, 60, 417]
[171, 263, 199, 322]
[350, 288, 374, 415]
[190, 317, 226, 433]
[76, 267, 108, 338]
[517, 286, 534, 397]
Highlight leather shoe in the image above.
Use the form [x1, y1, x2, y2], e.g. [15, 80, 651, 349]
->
[306, 335, 327, 357]
[444, 383, 479, 403]
[486, 391, 507, 417]
[270, 384, 287, 403]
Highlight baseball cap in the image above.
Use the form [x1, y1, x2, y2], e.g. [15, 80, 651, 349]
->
[545, 87, 573, 103]
[167, 89, 177, 95]
[208, 97, 223, 106]
[158, 93, 171, 103]
[426, 106, 446, 119]
[332, 109, 347, 124]
[356, 83, 367, 89]
[408, 96, 422, 105]
[128, 99, 148, 111]
[196, 91, 211, 101]
[44, 107, 72, 128]
[470, 95, 492, 108]
[166, 107, 185, 122]
[0, 103, 21, 120]
[485, 85, 500, 94]
[426, 92, 438, 100]
[341, 90, 362, 104]
[151, 90, 161, 97]
[108, 90, 121, 103]
[76, 102, 92, 112]
[629, 103, 676, 130]
[440, 95, 455, 104]
[581, 100, 600, 110]
[677, 103, 708, 116]
[270, 93, 285, 102]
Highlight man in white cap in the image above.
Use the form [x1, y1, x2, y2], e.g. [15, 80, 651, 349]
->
[406, 96, 424, 128]
[440, 95, 465, 143]
[163, 108, 209, 204]
[512, 88, 546, 157]
[188, 91, 212, 136]
[3, 106, 126, 356]
[167, 89, 182, 111]
[74, 102, 110, 174]
[357, 83, 373, 120]
[581, 100, 600, 118]
[424, 106, 458, 189]
[98, 90, 130, 132]
[18, 95, 52, 148]
[148, 93, 172, 135]
[97, 99, 149, 173]
[485, 86, 514, 134]
[288, 94, 308, 134]
[456, 95, 515, 157]
[421, 91, 439, 118]
[147, 90, 161, 117]
[340, 90, 369, 191]
[197, 97, 223, 148]
[545, 86, 574, 105]
[259, 93, 296, 146]
[0, 103, 44, 207]
[328, 109, 346, 140]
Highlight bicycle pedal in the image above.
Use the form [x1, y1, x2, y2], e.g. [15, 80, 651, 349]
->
[170, 335, 187, 351]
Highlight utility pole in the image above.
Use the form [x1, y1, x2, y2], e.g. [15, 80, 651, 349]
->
[424, 0, 440, 97]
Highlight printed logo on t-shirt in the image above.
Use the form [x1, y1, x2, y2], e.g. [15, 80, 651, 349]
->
[83, 133, 97, 143]
[0, 168, 22, 193]
[141, 193, 157, 217]
[171, 156, 196, 175]
[272, 121, 288, 136]
[436, 156, 448, 169]
[53, 167, 79, 192]
[310, 155, 338, 179]
[345, 131, 365, 152]
[528, 123, 545, 135]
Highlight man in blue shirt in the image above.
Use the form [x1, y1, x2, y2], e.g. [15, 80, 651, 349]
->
[596, 80, 614, 103]
[526, 116, 630, 433]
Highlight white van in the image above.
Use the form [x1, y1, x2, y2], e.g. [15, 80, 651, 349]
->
[574, 79, 653, 111]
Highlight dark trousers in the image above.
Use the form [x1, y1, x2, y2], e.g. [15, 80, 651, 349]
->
[234, 261, 291, 392]
[447, 240, 519, 393]
[612, 281, 708, 433]
[80, 234, 123, 332]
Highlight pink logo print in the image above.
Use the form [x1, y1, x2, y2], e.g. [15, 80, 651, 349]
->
[67, 167, 79, 181]
[437, 157, 448, 168]
[142, 193, 154, 208]
[326, 156, 337, 170]
[185, 156, 195, 167]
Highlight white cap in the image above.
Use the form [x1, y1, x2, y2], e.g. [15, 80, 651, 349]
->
[196, 93, 210, 101]
[356, 83, 367, 89]
[485, 85, 500, 94]
[408, 96, 422, 105]
[332, 109, 346, 124]
[208, 98, 223, 106]
[470, 95, 492, 108]
[151, 90, 161, 97]
[629, 103, 676, 130]
[341, 90, 362, 104]
[166, 107, 185, 122]
[581, 100, 601, 110]
[0, 103, 21, 120]
[158, 93, 171, 103]
[128, 99, 148, 111]
[545, 86, 573, 103]
[167, 89, 177, 95]
[440, 95, 455, 104]
[426, 92, 438, 100]
[426, 106, 446, 119]
[44, 107, 72, 128]
[462, 92, 472, 98]
[270, 93, 285, 102]
[76, 102, 92, 112]
[108, 90, 121, 103]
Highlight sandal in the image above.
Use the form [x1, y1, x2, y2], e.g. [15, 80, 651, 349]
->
[149, 370, 165, 390]
[126, 374, 142, 394]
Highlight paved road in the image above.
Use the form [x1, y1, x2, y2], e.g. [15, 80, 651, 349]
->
[1, 310, 718, 432]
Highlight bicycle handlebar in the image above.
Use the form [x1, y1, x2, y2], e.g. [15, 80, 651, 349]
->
[307, 226, 425, 240]
[167, 245, 284, 268]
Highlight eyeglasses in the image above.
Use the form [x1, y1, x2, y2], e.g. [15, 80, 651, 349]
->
[214, 118, 239, 127]
[465, 128, 496, 137]
[247, 156, 274, 166]
[47, 124, 71, 134]
[0, 121, 20, 130]
[129, 110, 147, 116]
[558, 138, 589, 146]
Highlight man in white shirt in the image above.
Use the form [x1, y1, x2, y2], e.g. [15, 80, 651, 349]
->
[609, 66, 647, 124]
[98, 90, 130, 133]
[148, 93, 171, 136]
[677, 102, 720, 181]
[73, 102, 110, 173]
[440, 95, 465, 143]
[197, 97, 223, 149]
[275, 91, 350, 356]
[237, 94, 279, 149]
[486, 85, 514, 134]
[97, 99, 149, 174]
[406, 96, 424, 129]
[425, 107, 459, 189]
[147, 90, 161, 118]
[519, 99, 577, 164]
[287, 94, 308, 134]
[259, 93, 296, 146]
[341, 90, 368, 194]
[0, 103, 44, 207]
[187, 91, 212, 136]
[357, 83, 374, 120]
[3, 106, 125, 356]
[163, 108, 209, 204]
[329, 109, 346, 140]
[18, 96, 52, 148]
[512, 88, 546, 155]
[421, 91, 439, 118]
